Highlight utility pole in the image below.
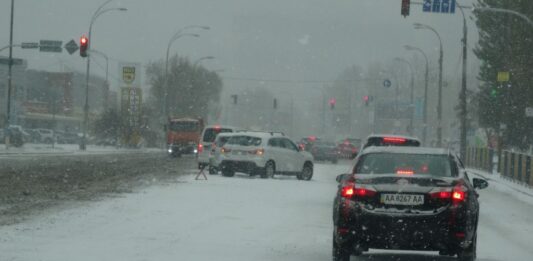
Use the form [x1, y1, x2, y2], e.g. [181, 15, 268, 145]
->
[4, 0, 15, 148]
[460, 8, 468, 158]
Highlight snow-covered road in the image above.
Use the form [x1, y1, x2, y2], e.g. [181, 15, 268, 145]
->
[1, 162, 532, 261]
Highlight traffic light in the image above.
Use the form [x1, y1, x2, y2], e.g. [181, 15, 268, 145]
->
[401, 0, 410, 17]
[80, 35, 89, 58]
[273, 98, 278, 109]
[363, 95, 370, 106]
[329, 98, 336, 110]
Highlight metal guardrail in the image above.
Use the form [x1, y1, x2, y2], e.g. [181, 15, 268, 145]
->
[466, 146, 533, 187]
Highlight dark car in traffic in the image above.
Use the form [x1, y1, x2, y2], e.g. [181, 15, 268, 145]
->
[310, 140, 339, 163]
[332, 146, 488, 261]
[337, 138, 361, 159]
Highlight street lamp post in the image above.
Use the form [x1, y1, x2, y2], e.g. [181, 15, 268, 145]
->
[405, 45, 429, 145]
[394, 58, 415, 136]
[163, 26, 209, 118]
[414, 23, 444, 147]
[4, 0, 15, 148]
[80, 0, 126, 150]
[194, 56, 215, 67]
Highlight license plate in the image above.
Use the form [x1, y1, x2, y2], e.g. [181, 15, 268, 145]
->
[380, 194, 424, 206]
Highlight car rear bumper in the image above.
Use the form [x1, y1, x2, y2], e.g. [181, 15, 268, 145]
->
[168, 144, 197, 155]
[220, 160, 263, 174]
[337, 209, 467, 251]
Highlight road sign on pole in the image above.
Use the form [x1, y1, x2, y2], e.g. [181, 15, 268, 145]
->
[39, 40, 63, 53]
[423, 0, 456, 14]
[497, 71, 510, 82]
[21, 42, 39, 49]
[383, 79, 392, 88]
[525, 107, 533, 117]
[64, 39, 79, 55]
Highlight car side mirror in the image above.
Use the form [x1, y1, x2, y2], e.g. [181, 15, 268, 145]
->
[473, 178, 489, 190]
[336, 173, 352, 183]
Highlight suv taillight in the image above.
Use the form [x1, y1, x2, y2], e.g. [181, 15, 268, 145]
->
[198, 144, 203, 154]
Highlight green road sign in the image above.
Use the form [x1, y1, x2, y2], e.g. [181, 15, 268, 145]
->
[39, 40, 63, 53]
[21, 42, 39, 49]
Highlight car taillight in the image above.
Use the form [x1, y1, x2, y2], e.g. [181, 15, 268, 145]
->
[198, 143, 203, 153]
[341, 183, 376, 198]
[341, 186, 354, 198]
[429, 185, 467, 203]
[396, 168, 414, 175]
[383, 137, 406, 144]
[353, 187, 377, 197]
[249, 148, 264, 156]
[452, 185, 467, 203]
[430, 189, 452, 199]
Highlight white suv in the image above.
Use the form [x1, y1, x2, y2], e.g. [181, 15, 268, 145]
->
[218, 131, 314, 180]
[197, 125, 241, 170]
[208, 132, 239, 174]
[36, 128, 55, 144]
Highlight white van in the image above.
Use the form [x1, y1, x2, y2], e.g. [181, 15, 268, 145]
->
[197, 125, 241, 170]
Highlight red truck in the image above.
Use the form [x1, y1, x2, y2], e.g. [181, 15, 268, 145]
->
[166, 117, 204, 157]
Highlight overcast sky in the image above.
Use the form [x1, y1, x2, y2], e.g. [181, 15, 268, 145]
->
[0, 0, 478, 93]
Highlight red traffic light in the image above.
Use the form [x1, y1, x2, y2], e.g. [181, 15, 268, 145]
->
[80, 35, 89, 58]
[401, 0, 410, 17]
[329, 98, 336, 109]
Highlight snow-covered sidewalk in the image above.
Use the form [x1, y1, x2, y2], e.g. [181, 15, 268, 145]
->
[467, 168, 533, 207]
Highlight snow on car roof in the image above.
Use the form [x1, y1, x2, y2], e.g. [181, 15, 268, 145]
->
[366, 134, 421, 142]
[232, 131, 285, 138]
[361, 146, 450, 155]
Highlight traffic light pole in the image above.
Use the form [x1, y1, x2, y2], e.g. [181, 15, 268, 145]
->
[4, 0, 15, 148]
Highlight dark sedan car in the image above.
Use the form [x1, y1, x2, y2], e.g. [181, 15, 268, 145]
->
[310, 140, 339, 163]
[332, 146, 488, 261]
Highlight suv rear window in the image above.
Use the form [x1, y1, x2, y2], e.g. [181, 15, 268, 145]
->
[354, 153, 455, 177]
[202, 128, 233, 143]
[227, 135, 262, 146]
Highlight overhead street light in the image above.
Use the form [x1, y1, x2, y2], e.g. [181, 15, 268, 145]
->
[414, 22, 444, 148]
[80, 0, 127, 150]
[163, 25, 209, 118]
[393, 57, 415, 136]
[194, 56, 215, 66]
[405, 45, 429, 145]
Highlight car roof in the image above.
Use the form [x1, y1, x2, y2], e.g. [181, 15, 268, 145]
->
[361, 146, 450, 156]
[232, 131, 285, 138]
[215, 132, 239, 139]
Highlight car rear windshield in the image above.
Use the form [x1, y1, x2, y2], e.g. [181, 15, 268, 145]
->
[169, 121, 199, 132]
[227, 135, 262, 146]
[364, 137, 420, 149]
[203, 128, 233, 142]
[354, 153, 456, 177]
